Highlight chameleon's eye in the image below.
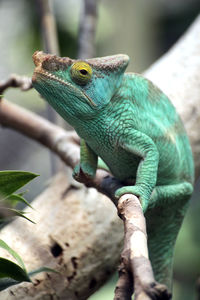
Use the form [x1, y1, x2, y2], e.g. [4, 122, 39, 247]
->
[70, 62, 92, 86]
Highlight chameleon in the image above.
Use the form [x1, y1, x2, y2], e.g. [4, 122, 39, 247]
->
[32, 51, 194, 290]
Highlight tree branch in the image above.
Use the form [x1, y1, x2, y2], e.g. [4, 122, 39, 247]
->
[115, 195, 171, 300]
[35, 0, 60, 55]
[144, 15, 200, 177]
[35, 0, 61, 173]
[78, 0, 98, 59]
[0, 75, 32, 94]
[0, 100, 79, 168]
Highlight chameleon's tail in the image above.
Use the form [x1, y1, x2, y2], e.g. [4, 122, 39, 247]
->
[146, 204, 187, 290]
[148, 232, 174, 289]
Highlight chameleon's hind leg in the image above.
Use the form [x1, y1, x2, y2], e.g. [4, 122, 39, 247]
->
[146, 181, 193, 290]
[149, 181, 193, 209]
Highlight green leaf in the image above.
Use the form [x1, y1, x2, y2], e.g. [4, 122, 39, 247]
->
[17, 191, 28, 197]
[0, 208, 35, 224]
[0, 240, 26, 271]
[8, 209, 35, 224]
[28, 267, 60, 277]
[5, 194, 33, 209]
[0, 258, 31, 282]
[0, 171, 38, 199]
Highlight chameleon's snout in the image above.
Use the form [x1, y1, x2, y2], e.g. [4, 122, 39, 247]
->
[32, 51, 47, 67]
[32, 51, 47, 83]
[32, 51, 73, 84]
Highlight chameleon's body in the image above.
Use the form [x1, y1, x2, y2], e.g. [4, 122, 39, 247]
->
[32, 51, 194, 289]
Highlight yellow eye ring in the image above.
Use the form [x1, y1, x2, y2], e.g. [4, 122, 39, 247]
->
[70, 62, 92, 86]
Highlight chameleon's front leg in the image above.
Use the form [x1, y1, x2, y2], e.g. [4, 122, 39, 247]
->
[115, 131, 159, 212]
[73, 139, 98, 181]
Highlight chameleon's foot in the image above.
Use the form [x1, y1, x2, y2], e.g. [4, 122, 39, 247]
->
[115, 186, 148, 212]
[72, 163, 95, 183]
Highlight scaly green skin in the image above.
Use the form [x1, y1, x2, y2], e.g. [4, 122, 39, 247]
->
[32, 51, 194, 290]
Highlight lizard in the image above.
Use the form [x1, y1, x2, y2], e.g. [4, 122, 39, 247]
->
[32, 51, 194, 290]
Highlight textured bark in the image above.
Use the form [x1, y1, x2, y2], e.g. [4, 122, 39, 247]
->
[0, 14, 200, 300]
[0, 172, 123, 300]
[145, 15, 200, 178]
[114, 195, 171, 300]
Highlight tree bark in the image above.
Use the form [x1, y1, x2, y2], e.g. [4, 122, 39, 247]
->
[0, 172, 123, 300]
[0, 14, 200, 300]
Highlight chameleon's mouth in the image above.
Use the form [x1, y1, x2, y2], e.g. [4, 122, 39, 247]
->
[32, 51, 96, 107]
[32, 51, 73, 85]
[33, 69, 73, 88]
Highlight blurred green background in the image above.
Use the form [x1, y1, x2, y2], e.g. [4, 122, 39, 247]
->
[0, 0, 200, 299]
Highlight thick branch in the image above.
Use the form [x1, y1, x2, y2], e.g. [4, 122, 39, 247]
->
[0, 172, 124, 300]
[145, 15, 200, 177]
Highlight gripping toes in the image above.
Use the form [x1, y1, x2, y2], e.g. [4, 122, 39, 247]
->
[72, 163, 96, 182]
[115, 186, 149, 212]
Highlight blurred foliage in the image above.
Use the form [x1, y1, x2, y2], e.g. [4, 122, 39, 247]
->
[0, 171, 58, 291]
[0, 170, 38, 223]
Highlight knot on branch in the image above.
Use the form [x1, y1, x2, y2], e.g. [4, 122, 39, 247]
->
[144, 282, 172, 300]
[117, 194, 142, 220]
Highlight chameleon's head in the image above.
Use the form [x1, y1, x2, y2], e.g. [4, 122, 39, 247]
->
[32, 51, 129, 123]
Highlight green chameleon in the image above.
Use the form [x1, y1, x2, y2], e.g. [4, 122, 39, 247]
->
[32, 51, 194, 290]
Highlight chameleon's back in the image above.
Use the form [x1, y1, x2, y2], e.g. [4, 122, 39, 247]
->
[122, 73, 194, 186]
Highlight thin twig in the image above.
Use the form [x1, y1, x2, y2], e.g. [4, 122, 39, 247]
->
[0, 75, 32, 95]
[78, 0, 99, 59]
[35, 0, 61, 173]
[35, 0, 60, 55]
[117, 194, 171, 300]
